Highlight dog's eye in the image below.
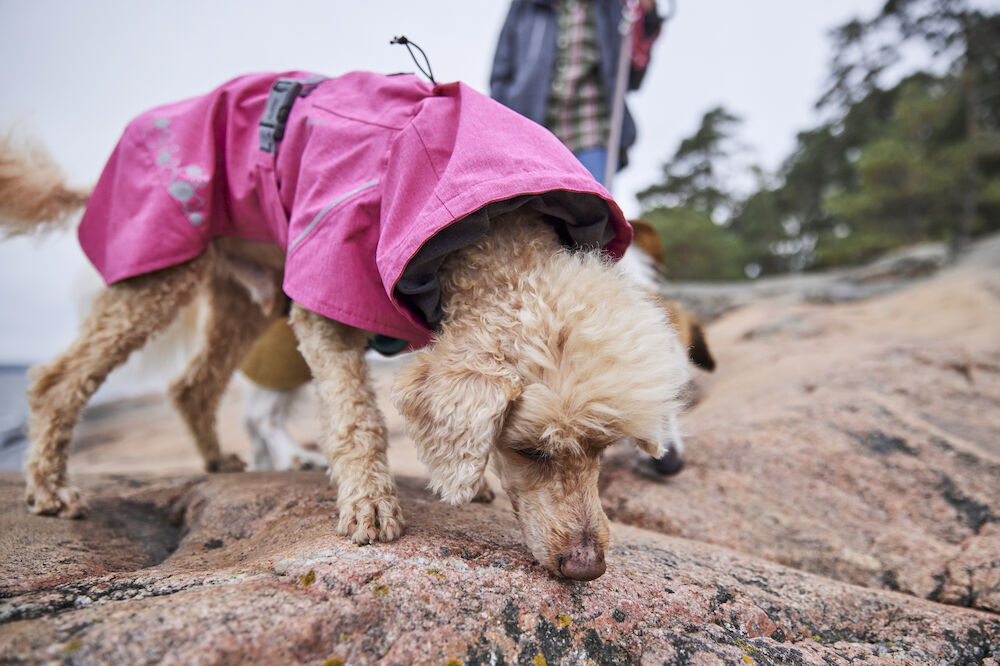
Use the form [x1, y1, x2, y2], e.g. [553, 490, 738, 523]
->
[516, 448, 549, 462]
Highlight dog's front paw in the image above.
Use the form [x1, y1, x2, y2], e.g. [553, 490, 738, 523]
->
[337, 492, 404, 544]
[207, 454, 247, 473]
[25, 480, 88, 518]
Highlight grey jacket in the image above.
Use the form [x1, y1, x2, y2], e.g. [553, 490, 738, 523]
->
[490, 0, 654, 169]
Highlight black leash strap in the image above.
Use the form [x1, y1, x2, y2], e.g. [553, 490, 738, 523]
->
[390, 36, 436, 85]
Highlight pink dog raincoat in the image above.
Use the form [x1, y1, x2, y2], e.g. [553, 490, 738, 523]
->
[79, 71, 630, 349]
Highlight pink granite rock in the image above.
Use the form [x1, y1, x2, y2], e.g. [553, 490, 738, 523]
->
[1, 472, 997, 665]
[2, 240, 999, 663]
[601, 265, 1000, 614]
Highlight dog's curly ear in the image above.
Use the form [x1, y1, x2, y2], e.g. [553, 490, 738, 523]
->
[392, 347, 522, 505]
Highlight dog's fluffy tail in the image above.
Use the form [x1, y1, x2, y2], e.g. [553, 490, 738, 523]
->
[0, 134, 91, 238]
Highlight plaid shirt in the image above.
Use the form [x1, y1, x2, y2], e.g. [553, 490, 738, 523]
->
[544, 0, 611, 153]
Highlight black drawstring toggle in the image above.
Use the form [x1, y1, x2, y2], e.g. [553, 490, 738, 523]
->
[390, 36, 437, 85]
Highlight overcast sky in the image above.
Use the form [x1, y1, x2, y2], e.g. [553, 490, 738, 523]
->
[0, 0, 890, 364]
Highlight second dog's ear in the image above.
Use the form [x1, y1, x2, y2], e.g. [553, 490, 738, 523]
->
[687, 323, 716, 372]
[392, 344, 522, 505]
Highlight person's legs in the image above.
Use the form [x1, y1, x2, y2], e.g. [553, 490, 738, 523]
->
[574, 146, 608, 184]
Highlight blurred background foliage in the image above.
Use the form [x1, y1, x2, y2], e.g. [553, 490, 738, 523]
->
[638, 0, 1000, 280]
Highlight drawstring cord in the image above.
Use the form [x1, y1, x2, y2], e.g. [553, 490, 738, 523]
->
[390, 36, 437, 85]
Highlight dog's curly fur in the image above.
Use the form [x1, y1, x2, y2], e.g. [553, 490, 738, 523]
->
[2, 137, 688, 580]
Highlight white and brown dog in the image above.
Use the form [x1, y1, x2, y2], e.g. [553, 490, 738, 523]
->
[618, 219, 715, 474]
[0, 71, 689, 580]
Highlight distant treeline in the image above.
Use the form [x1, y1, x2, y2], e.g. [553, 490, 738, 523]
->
[640, 0, 1000, 280]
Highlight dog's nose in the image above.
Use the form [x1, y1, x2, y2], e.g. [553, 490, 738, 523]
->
[558, 541, 606, 581]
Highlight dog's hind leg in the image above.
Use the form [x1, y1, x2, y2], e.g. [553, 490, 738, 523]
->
[289, 304, 403, 543]
[25, 254, 210, 517]
[168, 271, 275, 473]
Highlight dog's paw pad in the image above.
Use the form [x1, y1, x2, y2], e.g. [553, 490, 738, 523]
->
[291, 450, 328, 471]
[337, 497, 404, 544]
[209, 454, 247, 473]
[26, 484, 88, 518]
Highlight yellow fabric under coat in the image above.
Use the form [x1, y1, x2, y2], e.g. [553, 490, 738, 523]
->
[240, 317, 312, 390]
